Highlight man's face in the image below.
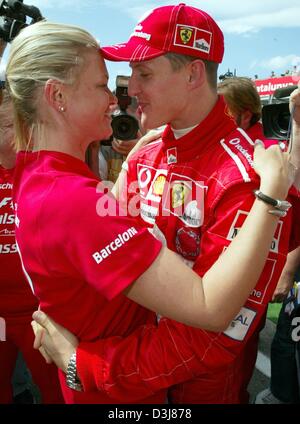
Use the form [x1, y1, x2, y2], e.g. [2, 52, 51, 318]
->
[129, 56, 190, 130]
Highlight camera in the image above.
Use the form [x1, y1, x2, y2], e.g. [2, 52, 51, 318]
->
[262, 85, 297, 141]
[111, 75, 139, 141]
[0, 0, 43, 42]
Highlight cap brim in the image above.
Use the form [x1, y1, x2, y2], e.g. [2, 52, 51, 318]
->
[100, 39, 165, 62]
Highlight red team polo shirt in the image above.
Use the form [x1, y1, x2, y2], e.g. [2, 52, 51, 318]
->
[12, 151, 163, 404]
[0, 166, 37, 320]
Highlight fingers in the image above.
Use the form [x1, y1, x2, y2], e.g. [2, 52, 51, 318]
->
[112, 138, 137, 155]
[39, 346, 53, 364]
[31, 320, 44, 349]
[31, 320, 53, 364]
[254, 139, 264, 148]
[32, 310, 57, 336]
[253, 139, 265, 161]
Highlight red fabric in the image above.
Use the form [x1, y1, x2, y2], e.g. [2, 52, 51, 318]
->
[0, 166, 37, 316]
[101, 4, 224, 63]
[0, 165, 63, 404]
[75, 97, 297, 403]
[13, 151, 163, 404]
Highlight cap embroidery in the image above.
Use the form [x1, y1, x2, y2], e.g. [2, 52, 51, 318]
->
[174, 25, 212, 54]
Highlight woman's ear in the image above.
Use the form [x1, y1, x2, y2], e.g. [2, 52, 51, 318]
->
[44, 79, 66, 113]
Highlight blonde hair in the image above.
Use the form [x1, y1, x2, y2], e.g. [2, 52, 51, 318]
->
[6, 21, 99, 151]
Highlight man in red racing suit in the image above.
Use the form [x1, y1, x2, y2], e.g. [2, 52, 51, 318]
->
[74, 95, 299, 403]
[31, 5, 300, 403]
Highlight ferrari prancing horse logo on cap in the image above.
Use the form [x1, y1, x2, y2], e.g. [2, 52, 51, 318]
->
[174, 25, 212, 54]
[180, 28, 193, 44]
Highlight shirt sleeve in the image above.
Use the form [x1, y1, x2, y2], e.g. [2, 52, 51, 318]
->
[39, 178, 162, 300]
[76, 318, 235, 402]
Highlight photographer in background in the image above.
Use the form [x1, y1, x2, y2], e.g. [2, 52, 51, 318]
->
[218, 76, 279, 146]
[88, 76, 144, 182]
[100, 92, 143, 183]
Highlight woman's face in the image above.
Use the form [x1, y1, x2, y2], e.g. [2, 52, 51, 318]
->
[64, 50, 116, 145]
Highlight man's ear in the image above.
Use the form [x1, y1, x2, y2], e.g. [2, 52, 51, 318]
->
[187, 59, 206, 88]
[240, 110, 253, 130]
[44, 79, 66, 112]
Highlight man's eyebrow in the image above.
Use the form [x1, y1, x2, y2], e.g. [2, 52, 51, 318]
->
[130, 63, 148, 70]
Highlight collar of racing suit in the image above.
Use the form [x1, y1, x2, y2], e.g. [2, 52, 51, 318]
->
[161, 96, 237, 163]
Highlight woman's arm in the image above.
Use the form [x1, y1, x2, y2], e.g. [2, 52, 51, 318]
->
[124, 143, 292, 331]
[32, 143, 294, 374]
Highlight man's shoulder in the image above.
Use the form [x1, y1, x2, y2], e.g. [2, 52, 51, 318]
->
[128, 138, 164, 165]
[217, 127, 257, 183]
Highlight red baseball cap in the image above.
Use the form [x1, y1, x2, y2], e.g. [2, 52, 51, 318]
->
[100, 3, 224, 63]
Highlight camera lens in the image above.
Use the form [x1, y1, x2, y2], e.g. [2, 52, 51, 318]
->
[262, 102, 290, 140]
[111, 113, 139, 141]
[277, 110, 290, 133]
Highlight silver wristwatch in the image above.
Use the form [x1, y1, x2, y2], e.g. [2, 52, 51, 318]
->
[66, 351, 83, 392]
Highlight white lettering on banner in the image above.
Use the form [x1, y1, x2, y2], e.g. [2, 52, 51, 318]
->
[256, 82, 293, 94]
[93, 227, 138, 264]
[0, 243, 17, 254]
[0, 214, 14, 225]
[0, 197, 12, 209]
[223, 307, 257, 341]
[0, 183, 13, 190]
[0, 228, 15, 237]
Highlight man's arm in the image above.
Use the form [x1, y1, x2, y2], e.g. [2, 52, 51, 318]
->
[33, 311, 234, 402]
